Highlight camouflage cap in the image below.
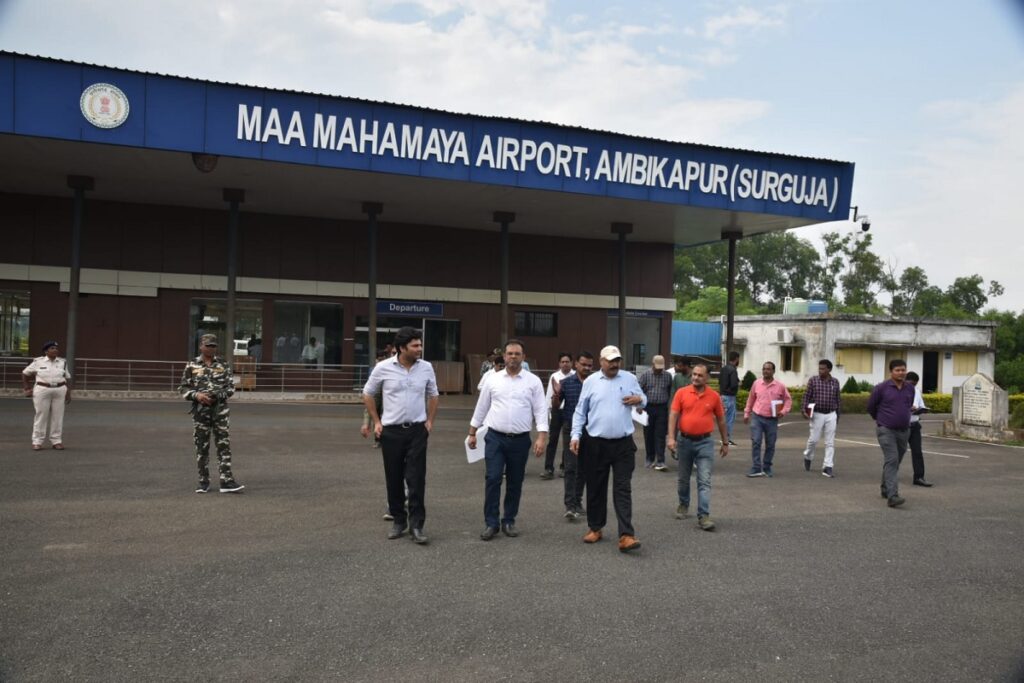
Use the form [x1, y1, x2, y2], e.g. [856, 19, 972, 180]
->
[200, 334, 218, 347]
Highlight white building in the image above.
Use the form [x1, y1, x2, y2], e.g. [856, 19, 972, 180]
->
[728, 314, 996, 393]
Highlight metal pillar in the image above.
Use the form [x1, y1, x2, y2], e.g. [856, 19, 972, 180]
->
[493, 211, 515, 344]
[724, 230, 742, 356]
[363, 202, 383, 363]
[611, 222, 633, 363]
[223, 189, 245, 368]
[65, 175, 94, 377]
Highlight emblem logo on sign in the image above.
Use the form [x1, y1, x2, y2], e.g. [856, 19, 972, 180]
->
[80, 83, 130, 129]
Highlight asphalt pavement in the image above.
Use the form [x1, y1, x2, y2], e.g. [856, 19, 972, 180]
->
[2, 397, 1022, 682]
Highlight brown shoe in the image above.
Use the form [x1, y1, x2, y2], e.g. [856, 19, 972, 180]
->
[582, 529, 602, 543]
[618, 534, 641, 552]
[52, 443, 65, 450]
[32, 444, 43, 451]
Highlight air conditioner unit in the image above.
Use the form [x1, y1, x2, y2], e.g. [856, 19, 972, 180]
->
[777, 328, 794, 344]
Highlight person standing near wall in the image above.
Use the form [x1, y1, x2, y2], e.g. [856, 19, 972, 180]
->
[22, 341, 72, 451]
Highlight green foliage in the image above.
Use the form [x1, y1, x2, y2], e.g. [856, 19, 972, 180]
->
[838, 393, 872, 413]
[858, 380, 873, 392]
[1011, 400, 1024, 430]
[740, 370, 757, 391]
[677, 286, 760, 320]
[1010, 395, 1024, 415]
[922, 394, 953, 413]
[994, 347, 1024, 394]
[841, 376, 861, 394]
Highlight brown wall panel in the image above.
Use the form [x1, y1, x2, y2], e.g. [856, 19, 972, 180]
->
[160, 206, 205, 274]
[74, 294, 119, 358]
[120, 204, 163, 272]
[200, 211, 228, 276]
[158, 290, 195, 361]
[239, 212, 281, 279]
[80, 201, 122, 269]
[27, 283, 67, 355]
[31, 198, 72, 266]
[1, 194, 36, 262]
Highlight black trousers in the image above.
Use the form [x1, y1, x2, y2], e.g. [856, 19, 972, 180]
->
[583, 433, 637, 537]
[563, 424, 586, 509]
[544, 409, 564, 472]
[643, 403, 668, 465]
[908, 422, 925, 480]
[380, 423, 428, 530]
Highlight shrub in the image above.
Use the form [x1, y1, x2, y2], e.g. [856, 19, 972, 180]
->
[842, 376, 861, 393]
[858, 380, 873, 392]
[839, 393, 871, 413]
[922, 394, 952, 413]
[741, 370, 757, 391]
[1011, 401, 1024, 430]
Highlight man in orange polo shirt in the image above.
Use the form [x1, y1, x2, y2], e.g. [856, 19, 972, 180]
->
[667, 364, 729, 531]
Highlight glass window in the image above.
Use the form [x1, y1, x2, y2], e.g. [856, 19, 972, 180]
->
[189, 298, 263, 358]
[272, 301, 343, 365]
[354, 316, 461, 365]
[606, 315, 662, 368]
[515, 311, 557, 337]
[0, 290, 30, 355]
[781, 346, 802, 373]
[836, 348, 873, 374]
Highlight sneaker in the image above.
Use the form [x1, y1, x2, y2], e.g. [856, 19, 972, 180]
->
[564, 508, 576, 520]
[195, 481, 210, 494]
[804, 456, 812, 472]
[675, 503, 688, 519]
[382, 511, 394, 521]
[571, 509, 582, 521]
[747, 467, 765, 477]
[644, 461, 654, 469]
[697, 515, 716, 531]
[539, 470, 554, 480]
[583, 529, 602, 543]
[618, 534, 641, 552]
[654, 463, 668, 472]
[728, 439, 737, 446]
[887, 495, 905, 508]
[219, 479, 245, 493]
[822, 467, 834, 478]
[763, 466, 773, 478]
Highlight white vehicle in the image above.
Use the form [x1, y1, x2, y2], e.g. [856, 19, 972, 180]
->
[233, 339, 249, 356]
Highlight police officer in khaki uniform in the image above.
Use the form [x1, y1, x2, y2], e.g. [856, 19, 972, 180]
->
[22, 341, 72, 450]
[179, 334, 244, 494]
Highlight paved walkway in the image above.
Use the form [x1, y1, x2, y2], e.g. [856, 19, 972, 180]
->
[2, 398, 1022, 681]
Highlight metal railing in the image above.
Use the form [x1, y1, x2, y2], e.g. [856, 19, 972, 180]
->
[1, 357, 372, 394]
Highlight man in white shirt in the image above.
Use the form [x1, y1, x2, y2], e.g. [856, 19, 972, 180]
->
[906, 371, 933, 487]
[301, 337, 323, 367]
[363, 327, 440, 545]
[541, 352, 575, 479]
[468, 340, 549, 540]
[22, 341, 72, 450]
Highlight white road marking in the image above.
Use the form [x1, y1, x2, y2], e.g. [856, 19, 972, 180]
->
[835, 438, 970, 459]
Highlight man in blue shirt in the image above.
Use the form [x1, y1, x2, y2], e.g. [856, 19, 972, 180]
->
[570, 346, 647, 553]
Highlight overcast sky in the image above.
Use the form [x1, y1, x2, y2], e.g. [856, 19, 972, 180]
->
[2, 0, 1022, 310]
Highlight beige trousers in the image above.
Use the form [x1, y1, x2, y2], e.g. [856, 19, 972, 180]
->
[32, 385, 67, 445]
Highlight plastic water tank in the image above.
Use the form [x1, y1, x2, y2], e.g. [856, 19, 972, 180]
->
[784, 298, 809, 314]
[807, 300, 829, 313]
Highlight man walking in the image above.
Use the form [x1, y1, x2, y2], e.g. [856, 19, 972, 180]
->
[670, 356, 692, 393]
[22, 341, 72, 450]
[906, 371, 933, 487]
[541, 352, 574, 479]
[363, 327, 439, 544]
[667, 364, 729, 531]
[867, 359, 916, 507]
[570, 346, 647, 553]
[551, 351, 594, 520]
[719, 351, 740, 445]
[469, 340, 548, 540]
[802, 359, 841, 477]
[179, 334, 244, 493]
[637, 355, 673, 471]
[743, 361, 791, 477]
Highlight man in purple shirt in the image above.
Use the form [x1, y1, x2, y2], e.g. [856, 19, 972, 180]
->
[866, 358, 916, 508]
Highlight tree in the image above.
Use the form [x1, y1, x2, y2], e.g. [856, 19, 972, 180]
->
[677, 286, 759, 320]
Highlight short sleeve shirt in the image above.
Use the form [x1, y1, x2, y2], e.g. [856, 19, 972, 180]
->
[671, 384, 723, 435]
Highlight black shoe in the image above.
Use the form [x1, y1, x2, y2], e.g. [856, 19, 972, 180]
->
[887, 495, 906, 508]
[410, 528, 429, 545]
[539, 470, 554, 480]
[881, 486, 888, 499]
[480, 526, 499, 541]
[387, 523, 406, 539]
[728, 439, 737, 446]
[501, 523, 519, 537]
[913, 479, 933, 487]
[804, 457, 812, 472]
[219, 479, 245, 493]
[195, 481, 210, 494]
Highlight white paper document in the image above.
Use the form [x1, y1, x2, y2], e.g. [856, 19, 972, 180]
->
[770, 400, 784, 417]
[807, 402, 816, 418]
[465, 426, 487, 463]
[631, 407, 649, 426]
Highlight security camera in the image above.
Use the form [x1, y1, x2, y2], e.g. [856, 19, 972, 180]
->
[859, 216, 871, 232]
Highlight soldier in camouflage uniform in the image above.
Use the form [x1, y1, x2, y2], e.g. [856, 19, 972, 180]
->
[179, 334, 245, 494]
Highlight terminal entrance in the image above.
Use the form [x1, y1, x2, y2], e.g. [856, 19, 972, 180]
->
[354, 316, 461, 366]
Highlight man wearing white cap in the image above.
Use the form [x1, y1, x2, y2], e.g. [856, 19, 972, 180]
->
[570, 345, 647, 553]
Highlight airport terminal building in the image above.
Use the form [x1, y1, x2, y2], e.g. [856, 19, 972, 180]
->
[0, 52, 855, 389]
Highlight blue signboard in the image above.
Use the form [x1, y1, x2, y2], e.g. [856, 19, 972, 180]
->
[0, 52, 855, 222]
[377, 300, 444, 318]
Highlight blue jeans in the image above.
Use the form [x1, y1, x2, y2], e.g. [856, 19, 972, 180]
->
[483, 431, 531, 528]
[749, 414, 778, 470]
[721, 396, 736, 440]
[677, 436, 714, 516]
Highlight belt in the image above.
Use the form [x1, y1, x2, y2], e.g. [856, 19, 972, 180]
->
[755, 414, 778, 420]
[815, 409, 835, 415]
[36, 381, 66, 388]
[680, 432, 712, 441]
[384, 421, 424, 429]
[490, 430, 530, 438]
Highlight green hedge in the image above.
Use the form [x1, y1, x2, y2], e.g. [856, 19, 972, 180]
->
[721, 390, 1024, 416]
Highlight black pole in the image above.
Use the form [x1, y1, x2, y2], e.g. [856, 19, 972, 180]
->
[724, 230, 741, 357]
[223, 189, 245, 369]
[611, 222, 633, 364]
[493, 212, 515, 345]
[65, 175, 94, 377]
[363, 202, 383, 364]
